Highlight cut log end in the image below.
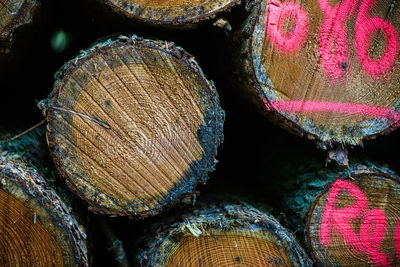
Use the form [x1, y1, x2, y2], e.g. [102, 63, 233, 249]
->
[166, 232, 293, 266]
[0, 0, 37, 40]
[0, 158, 88, 266]
[104, 0, 240, 24]
[246, 0, 400, 145]
[139, 205, 312, 266]
[45, 35, 224, 218]
[306, 166, 400, 266]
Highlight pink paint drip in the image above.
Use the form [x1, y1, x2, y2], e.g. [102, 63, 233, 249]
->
[355, 0, 398, 77]
[264, 100, 400, 124]
[265, 0, 309, 52]
[320, 179, 391, 266]
[318, 0, 359, 79]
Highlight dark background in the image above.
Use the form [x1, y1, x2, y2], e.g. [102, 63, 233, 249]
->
[1, 0, 400, 265]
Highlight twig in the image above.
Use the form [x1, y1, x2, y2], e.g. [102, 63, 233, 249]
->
[48, 106, 111, 129]
[8, 119, 46, 141]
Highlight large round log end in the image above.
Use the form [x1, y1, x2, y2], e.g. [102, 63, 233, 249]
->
[244, 0, 400, 145]
[46, 36, 224, 218]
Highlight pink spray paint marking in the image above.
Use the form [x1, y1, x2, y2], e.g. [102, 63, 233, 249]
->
[360, 208, 391, 266]
[395, 219, 400, 261]
[320, 179, 368, 252]
[320, 179, 391, 266]
[318, 0, 359, 79]
[265, 0, 309, 52]
[355, 0, 398, 77]
[264, 100, 400, 124]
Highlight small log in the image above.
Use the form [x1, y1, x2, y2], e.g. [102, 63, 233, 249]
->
[138, 204, 312, 266]
[239, 0, 400, 146]
[103, 0, 241, 24]
[0, 0, 37, 40]
[282, 163, 400, 266]
[42, 35, 224, 218]
[0, 157, 88, 266]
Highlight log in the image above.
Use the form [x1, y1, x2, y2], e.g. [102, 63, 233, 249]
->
[103, 0, 241, 24]
[41, 35, 224, 218]
[239, 0, 400, 146]
[281, 162, 400, 266]
[0, 157, 88, 266]
[0, 0, 37, 40]
[137, 204, 312, 266]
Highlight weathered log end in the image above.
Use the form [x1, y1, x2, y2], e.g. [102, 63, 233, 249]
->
[0, 0, 37, 40]
[306, 165, 400, 266]
[0, 158, 88, 266]
[104, 0, 241, 24]
[139, 204, 312, 266]
[44, 35, 224, 218]
[243, 0, 400, 146]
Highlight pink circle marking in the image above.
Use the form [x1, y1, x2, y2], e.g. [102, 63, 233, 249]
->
[355, 0, 398, 77]
[265, 0, 309, 52]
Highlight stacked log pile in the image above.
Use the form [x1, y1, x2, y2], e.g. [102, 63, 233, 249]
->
[1, 0, 400, 266]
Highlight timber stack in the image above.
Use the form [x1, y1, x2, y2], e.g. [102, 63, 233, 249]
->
[0, 0, 400, 265]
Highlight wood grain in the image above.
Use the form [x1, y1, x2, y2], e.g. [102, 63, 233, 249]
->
[46, 36, 224, 218]
[138, 204, 312, 266]
[0, 158, 88, 266]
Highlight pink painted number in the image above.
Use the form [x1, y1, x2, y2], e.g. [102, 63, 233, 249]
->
[265, 0, 309, 52]
[355, 0, 398, 77]
[265, 0, 399, 78]
[318, 0, 359, 79]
